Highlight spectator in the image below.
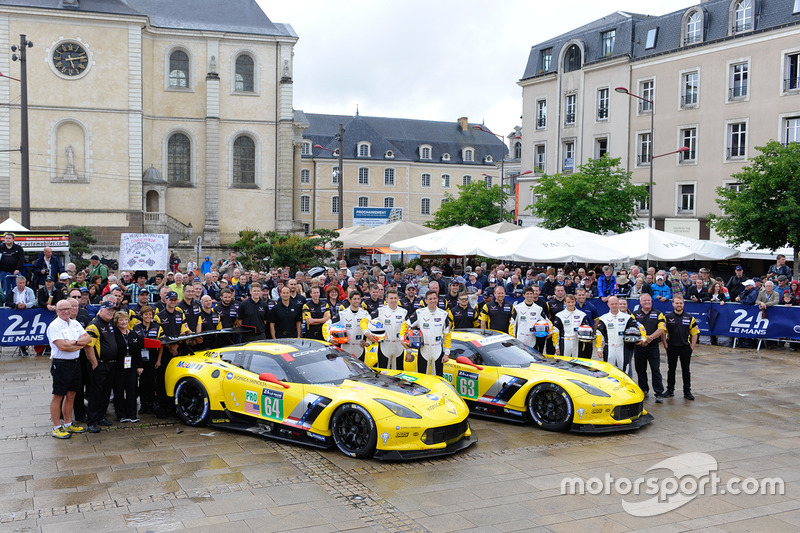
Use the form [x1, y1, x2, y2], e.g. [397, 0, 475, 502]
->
[0, 232, 25, 295]
[37, 276, 63, 311]
[774, 275, 790, 299]
[7, 275, 36, 309]
[596, 266, 617, 302]
[200, 255, 213, 275]
[582, 276, 598, 298]
[651, 275, 672, 302]
[737, 279, 759, 305]
[686, 279, 710, 303]
[767, 254, 792, 280]
[698, 267, 713, 289]
[629, 276, 645, 299]
[615, 275, 632, 297]
[707, 281, 729, 303]
[88, 255, 108, 284]
[169, 251, 181, 273]
[32, 246, 64, 289]
[789, 280, 800, 301]
[727, 266, 747, 300]
[780, 289, 796, 306]
[755, 281, 779, 312]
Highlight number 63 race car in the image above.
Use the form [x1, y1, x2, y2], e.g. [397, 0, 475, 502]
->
[162, 337, 476, 460]
[439, 330, 653, 433]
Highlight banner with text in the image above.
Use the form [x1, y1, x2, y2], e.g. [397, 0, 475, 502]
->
[1, 308, 56, 346]
[119, 233, 169, 271]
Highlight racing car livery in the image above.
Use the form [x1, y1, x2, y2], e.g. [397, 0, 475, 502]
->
[164, 338, 475, 460]
[441, 329, 653, 433]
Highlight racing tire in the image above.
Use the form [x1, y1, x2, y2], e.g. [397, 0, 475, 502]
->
[174, 378, 211, 427]
[527, 382, 573, 432]
[331, 403, 377, 458]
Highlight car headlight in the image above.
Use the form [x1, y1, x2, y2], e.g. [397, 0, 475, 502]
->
[568, 379, 611, 397]
[438, 377, 459, 397]
[374, 399, 422, 419]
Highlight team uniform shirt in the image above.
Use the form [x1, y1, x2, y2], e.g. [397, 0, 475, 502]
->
[548, 298, 566, 320]
[596, 312, 644, 370]
[450, 304, 478, 329]
[509, 301, 550, 347]
[237, 298, 269, 336]
[371, 304, 408, 366]
[363, 297, 384, 316]
[400, 295, 422, 317]
[199, 309, 223, 332]
[85, 317, 120, 363]
[271, 299, 302, 338]
[290, 293, 307, 308]
[138, 321, 162, 362]
[506, 282, 525, 300]
[551, 308, 591, 358]
[401, 307, 452, 374]
[215, 301, 240, 329]
[154, 307, 192, 339]
[330, 305, 372, 358]
[664, 312, 700, 347]
[479, 299, 514, 333]
[177, 299, 201, 332]
[417, 294, 449, 312]
[633, 308, 667, 339]
[326, 299, 341, 323]
[443, 293, 461, 312]
[302, 299, 331, 339]
[47, 317, 87, 360]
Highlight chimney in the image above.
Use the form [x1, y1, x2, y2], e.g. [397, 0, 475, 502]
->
[458, 117, 469, 132]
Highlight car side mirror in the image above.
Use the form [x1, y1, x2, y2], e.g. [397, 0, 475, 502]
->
[259, 373, 290, 389]
[455, 356, 483, 371]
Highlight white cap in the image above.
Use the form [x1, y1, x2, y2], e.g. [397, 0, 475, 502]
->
[743, 279, 755, 287]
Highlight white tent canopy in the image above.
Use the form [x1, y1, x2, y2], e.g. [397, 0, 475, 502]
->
[480, 221, 523, 234]
[603, 228, 739, 262]
[332, 225, 371, 248]
[346, 220, 435, 249]
[475, 226, 629, 263]
[734, 242, 794, 261]
[390, 224, 497, 256]
[0, 218, 29, 232]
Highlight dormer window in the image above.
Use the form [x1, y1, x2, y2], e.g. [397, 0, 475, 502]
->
[385, 150, 394, 159]
[683, 10, 703, 45]
[731, 0, 754, 34]
[302, 141, 311, 156]
[420, 145, 432, 159]
[442, 153, 451, 161]
[484, 155, 493, 163]
[463, 148, 474, 162]
[563, 44, 581, 73]
[357, 142, 371, 157]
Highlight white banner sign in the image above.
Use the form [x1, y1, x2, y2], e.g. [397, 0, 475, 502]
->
[119, 233, 169, 271]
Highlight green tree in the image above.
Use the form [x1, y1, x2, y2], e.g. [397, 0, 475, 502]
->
[230, 229, 343, 272]
[528, 156, 648, 234]
[69, 226, 97, 271]
[709, 140, 800, 279]
[425, 181, 511, 229]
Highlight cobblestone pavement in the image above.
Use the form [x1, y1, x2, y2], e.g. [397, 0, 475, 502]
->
[0, 344, 798, 532]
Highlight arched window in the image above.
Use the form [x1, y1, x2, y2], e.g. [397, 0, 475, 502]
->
[235, 54, 254, 92]
[686, 11, 703, 44]
[167, 133, 191, 183]
[145, 190, 159, 212]
[733, 0, 753, 32]
[169, 50, 189, 88]
[420, 145, 432, 159]
[233, 135, 255, 184]
[358, 196, 369, 207]
[563, 45, 581, 72]
[514, 142, 522, 159]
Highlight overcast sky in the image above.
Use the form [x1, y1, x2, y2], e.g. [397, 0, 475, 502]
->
[257, 0, 696, 139]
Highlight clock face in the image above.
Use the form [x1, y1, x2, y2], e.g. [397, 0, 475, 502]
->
[52, 42, 88, 77]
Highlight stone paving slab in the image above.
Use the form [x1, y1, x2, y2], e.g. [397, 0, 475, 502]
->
[1, 344, 799, 532]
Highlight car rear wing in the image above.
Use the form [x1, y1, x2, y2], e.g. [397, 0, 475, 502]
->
[142, 326, 255, 348]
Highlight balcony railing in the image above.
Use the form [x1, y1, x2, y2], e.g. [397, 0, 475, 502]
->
[729, 86, 748, 99]
[536, 117, 546, 128]
[597, 107, 608, 119]
[564, 113, 575, 125]
[784, 78, 800, 91]
[637, 155, 652, 165]
[680, 94, 698, 107]
[727, 146, 746, 159]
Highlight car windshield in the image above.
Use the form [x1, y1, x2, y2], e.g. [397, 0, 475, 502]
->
[481, 339, 544, 367]
[292, 349, 375, 385]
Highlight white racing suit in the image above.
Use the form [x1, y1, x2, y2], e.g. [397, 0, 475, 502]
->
[596, 311, 643, 375]
[401, 307, 452, 376]
[509, 300, 550, 350]
[324, 305, 372, 359]
[372, 305, 408, 369]
[552, 308, 591, 358]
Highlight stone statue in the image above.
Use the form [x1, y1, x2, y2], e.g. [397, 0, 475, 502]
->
[209, 55, 217, 74]
[63, 144, 77, 180]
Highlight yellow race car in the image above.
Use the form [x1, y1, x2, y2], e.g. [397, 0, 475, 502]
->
[441, 330, 653, 433]
[163, 337, 476, 460]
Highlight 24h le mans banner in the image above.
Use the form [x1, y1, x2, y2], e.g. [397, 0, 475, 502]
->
[1, 308, 56, 346]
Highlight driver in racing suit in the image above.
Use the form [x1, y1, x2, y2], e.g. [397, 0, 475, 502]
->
[369, 288, 407, 369]
[323, 290, 372, 360]
[509, 286, 552, 353]
[400, 290, 452, 376]
[595, 296, 644, 374]
[551, 294, 593, 358]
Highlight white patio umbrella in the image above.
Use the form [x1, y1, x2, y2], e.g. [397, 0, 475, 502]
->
[347, 220, 435, 249]
[390, 224, 497, 256]
[333, 225, 371, 248]
[475, 226, 629, 263]
[480, 221, 523, 234]
[603, 228, 739, 262]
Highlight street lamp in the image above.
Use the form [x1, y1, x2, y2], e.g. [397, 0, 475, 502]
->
[483, 170, 532, 222]
[313, 122, 345, 229]
[472, 125, 524, 222]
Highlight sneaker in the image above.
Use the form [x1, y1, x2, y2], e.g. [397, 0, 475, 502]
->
[655, 395, 663, 403]
[98, 418, 113, 426]
[87, 424, 100, 433]
[662, 391, 674, 398]
[129, 417, 140, 423]
[684, 392, 695, 401]
[65, 423, 86, 434]
[52, 426, 71, 439]
[119, 418, 132, 423]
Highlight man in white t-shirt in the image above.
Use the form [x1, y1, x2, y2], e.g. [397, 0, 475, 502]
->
[46, 300, 91, 439]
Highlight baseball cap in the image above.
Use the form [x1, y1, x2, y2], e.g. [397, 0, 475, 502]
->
[45, 275, 55, 282]
[752, 277, 762, 283]
[735, 265, 743, 270]
[79, 287, 89, 293]
[656, 275, 664, 281]
[743, 279, 755, 287]
[777, 275, 788, 282]
[482, 287, 495, 298]
[138, 288, 150, 295]
[99, 301, 116, 310]
[166, 290, 179, 300]
[90, 255, 100, 260]
[59, 272, 70, 280]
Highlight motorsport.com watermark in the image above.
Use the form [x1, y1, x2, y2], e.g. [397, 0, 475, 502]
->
[561, 452, 784, 517]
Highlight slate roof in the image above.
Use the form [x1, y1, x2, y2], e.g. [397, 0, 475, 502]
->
[0, 0, 296, 37]
[299, 113, 507, 165]
[521, 0, 800, 80]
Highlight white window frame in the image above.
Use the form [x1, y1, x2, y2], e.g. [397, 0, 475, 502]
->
[421, 173, 431, 188]
[783, 115, 800, 145]
[562, 141, 575, 172]
[442, 153, 451, 161]
[420, 145, 432, 160]
[420, 198, 431, 216]
[723, 180, 744, 193]
[676, 182, 697, 215]
[165, 47, 192, 91]
[462, 175, 472, 186]
[384, 197, 394, 208]
[601, 29, 615, 57]
[646, 28, 659, 49]
[357, 142, 371, 157]
[300, 194, 310, 214]
[564, 94, 577, 125]
[332, 165, 339, 185]
[783, 48, 800, 93]
[730, 0, 754, 34]
[595, 137, 609, 159]
[679, 126, 698, 164]
[727, 58, 750, 102]
[597, 88, 609, 121]
[441, 174, 451, 188]
[331, 196, 339, 214]
[300, 168, 311, 184]
[358, 196, 369, 208]
[636, 131, 652, 167]
[358, 167, 369, 185]
[638, 79, 654, 113]
[384, 168, 395, 186]
[463, 148, 474, 162]
[536, 99, 547, 129]
[484, 175, 493, 187]
[724, 118, 749, 162]
[637, 184, 650, 213]
[534, 144, 546, 173]
[301, 141, 311, 155]
[679, 69, 700, 108]
[683, 10, 703, 45]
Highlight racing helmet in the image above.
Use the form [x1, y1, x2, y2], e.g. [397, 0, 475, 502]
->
[532, 321, 551, 338]
[576, 324, 594, 343]
[623, 326, 642, 344]
[405, 329, 423, 349]
[367, 319, 386, 342]
[328, 324, 349, 344]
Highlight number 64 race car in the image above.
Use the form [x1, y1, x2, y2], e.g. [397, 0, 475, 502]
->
[162, 337, 476, 460]
[438, 330, 653, 433]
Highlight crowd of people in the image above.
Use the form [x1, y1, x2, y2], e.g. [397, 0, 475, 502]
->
[1, 230, 797, 439]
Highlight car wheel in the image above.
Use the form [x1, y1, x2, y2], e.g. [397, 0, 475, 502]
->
[331, 404, 377, 458]
[527, 382, 573, 432]
[174, 378, 210, 426]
